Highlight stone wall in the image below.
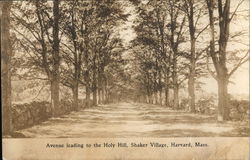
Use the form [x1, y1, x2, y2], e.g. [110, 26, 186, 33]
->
[12, 101, 51, 130]
[11, 99, 90, 131]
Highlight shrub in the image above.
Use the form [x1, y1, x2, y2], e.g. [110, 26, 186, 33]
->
[229, 99, 249, 121]
[179, 98, 189, 111]
[195, 96, 216, 115]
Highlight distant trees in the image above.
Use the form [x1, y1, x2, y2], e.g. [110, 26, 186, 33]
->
[61, 0, 128, 107]
[130, 0, 248, 122]
[131, 1, 165, 104]
[132, 0, 188, 108]
[1, 1, 13, 135]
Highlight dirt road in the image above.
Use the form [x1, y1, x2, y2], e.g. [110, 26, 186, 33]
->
[19, 103, 249, 137]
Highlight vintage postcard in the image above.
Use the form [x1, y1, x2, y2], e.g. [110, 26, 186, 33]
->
[1, 0, 249, 159]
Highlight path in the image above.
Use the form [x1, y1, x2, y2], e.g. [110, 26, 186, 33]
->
[19, 103, 249, 137]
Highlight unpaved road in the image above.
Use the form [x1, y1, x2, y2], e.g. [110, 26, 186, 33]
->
[19, 103, 249, 137]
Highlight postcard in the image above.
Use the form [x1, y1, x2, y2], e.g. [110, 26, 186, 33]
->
[1, 0, 249, 159]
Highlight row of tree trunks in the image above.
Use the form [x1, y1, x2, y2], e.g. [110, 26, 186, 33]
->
[91, 67, 110, 106]
[1, 1, 13, 135]
[92, 71, 107, 106]
[142, 67, 182, 107]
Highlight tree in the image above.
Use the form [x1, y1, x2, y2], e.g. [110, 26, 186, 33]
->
[1, 1, 13, 135]
[205, 0, 249, 121]
[87, 0, 128, 105]
[131, 0, 188, 107]
[12, 0, 62, 117]
[166, 0, 186, 109]
[60, 1, 90, 110]
[131, 0, 168, 105]
[51, 0, 60, 116]
[182, 0, 209, 112]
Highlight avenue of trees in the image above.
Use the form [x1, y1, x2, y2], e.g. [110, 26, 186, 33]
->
[1, 0, 249, 135]
[129, 0, 249, 121]
[1, 0, 129, 135]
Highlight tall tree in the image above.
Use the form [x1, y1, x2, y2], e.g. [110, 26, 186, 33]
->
[87, 0, 128, 105]
[60, 1, 90, 110]
[182, 0, 209, 112]
[166, 0, 186, 109]
[1, 1, 13, 135]
[12, 1, 62, 117]
[51, 0, 60, 116]
[206, 0, 248, 121]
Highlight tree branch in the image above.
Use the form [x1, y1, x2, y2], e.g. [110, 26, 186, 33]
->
[229, 0, 245, 22]
[228, 50, 249, 78]
[206, 49, 218, 80]
[195, 23, 210, 39]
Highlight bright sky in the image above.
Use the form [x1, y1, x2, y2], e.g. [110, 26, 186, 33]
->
[203, 63, 249, 95]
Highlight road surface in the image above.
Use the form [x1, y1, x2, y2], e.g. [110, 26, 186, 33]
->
[19, 103, 249, 137]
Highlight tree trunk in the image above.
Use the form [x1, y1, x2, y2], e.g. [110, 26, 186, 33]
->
[153, 72, 158, 105]
[172, 54, 179, 109]
[188, 74, 195, 112]
[72, 83, 79, 111]
[98, 87, 102, 104]
[154, 91, 158, 105]
[51, 0, 60, 117]
[173, 85, 179, 109]
[93, 82, 97, 106]
[158, 71, 162, 105]
[86, 85, 90, 107]
[92, 47, 98, 105]
[164, 72, 169, 107]
[188, 32, 196, 113]
[159, 90, 162, 105]
[103, 79, 107, 104]
[217, 0, 230, 121]
[186, 0, 196, 113]
[51, 78, 59, 116]
[165, 87, 169, 107]
[101, 88, 105, 104]
[149, 93, 153, 104]
[145, 95, 149, 103]
[106, 91, 109, 103]
[1, 1, 12, 135]
[105, 80, 109, 103]
[217, 76, 229, 121]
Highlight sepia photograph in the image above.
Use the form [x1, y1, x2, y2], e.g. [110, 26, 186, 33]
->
[1, 0, 249, 159]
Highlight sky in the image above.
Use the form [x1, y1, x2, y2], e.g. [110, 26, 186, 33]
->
[203, 63, 249, 95]
[119, 0, 249, 95]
